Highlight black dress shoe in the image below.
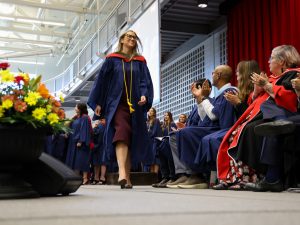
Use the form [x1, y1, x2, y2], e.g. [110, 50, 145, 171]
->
[152, 178, 168, 188]
[245, 179, 284, 192]
[254, 120, 295, 136]
[118, 179, 127, 189]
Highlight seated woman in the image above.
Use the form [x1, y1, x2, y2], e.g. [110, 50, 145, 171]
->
[216, 45, 300, 192]
[152, 111, 177, 188]
[174, 114, 187, 130]
[144, 107, 161, 173]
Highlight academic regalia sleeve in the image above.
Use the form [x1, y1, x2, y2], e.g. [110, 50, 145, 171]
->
[87, 58, 113, 111]
[140, 62, 154, 112]
[270, 69, 299, 113]
[212, 93, 236, 129]
[79, 115, 91, 147]
[272, 85, 298, 112]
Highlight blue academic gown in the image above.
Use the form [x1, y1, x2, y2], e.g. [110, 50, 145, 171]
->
[145, 118, 162, 165]
[178, 85, 237, 171]
[65, 115, 92, 172]
[91, 124, 106, 166]
[194, 95, 248, 170]
[87, 54, 154, 165]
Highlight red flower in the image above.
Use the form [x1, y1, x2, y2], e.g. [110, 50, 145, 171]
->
[14, 76, 25, 84]
[0, 62, 10, 70]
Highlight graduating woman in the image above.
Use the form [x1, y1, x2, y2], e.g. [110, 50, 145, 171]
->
[65, 103, 93, 185]
[88, 30, 153, 189]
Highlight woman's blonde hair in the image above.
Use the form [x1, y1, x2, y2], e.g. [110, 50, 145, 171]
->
[116, 30, 142, 56]
[272, 45, 300, 68]
[237, 60, 260, 102]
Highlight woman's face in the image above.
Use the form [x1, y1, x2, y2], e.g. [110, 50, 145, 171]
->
[121, 31, 137, 50]
[75, 105, 80, 115]
[179, 115, 186, 123]
[236, 67, 241, 84]
[164, 113, 170, 122]
[269, 54, 283, 75]
[148, 108, 155, 117]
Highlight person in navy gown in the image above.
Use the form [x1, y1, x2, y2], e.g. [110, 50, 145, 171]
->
[152, 111, 177, 188]
[144, 107, 161, 173]
[87, 30, 154, 189]
[91, 118, 107, 185]
[194, 60, 260, 188]
[65, 103, 93, 185]
[167, 66, 237, 189]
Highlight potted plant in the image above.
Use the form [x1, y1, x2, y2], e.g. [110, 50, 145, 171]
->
[0, 62, 68, 199]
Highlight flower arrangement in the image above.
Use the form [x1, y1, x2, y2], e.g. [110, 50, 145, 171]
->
[0, 62, 68, 134]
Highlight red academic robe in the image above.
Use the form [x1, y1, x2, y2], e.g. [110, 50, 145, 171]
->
[217, 68, 300, 180]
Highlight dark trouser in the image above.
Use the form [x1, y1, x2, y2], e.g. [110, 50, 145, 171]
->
[156, 138, 175, 180]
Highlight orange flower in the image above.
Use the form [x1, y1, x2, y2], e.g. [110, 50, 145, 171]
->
[57, 108, 66, 119]
[52, 99, 61, 107]
[14, 100, 27, 112]
[52, 106, 59, 113]
[37, 83, 50, 98]
[1, 95, 15, 102]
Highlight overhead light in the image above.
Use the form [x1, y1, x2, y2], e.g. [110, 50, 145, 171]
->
[0, 3, 15, 15]
[0, 16, 15, 21]
[7, 60, 45, 65]
[197, 0, 208, 8]
[16, 18, 66, 27]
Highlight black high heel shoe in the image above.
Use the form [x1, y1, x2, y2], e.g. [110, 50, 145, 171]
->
[118, 179, 127, 189]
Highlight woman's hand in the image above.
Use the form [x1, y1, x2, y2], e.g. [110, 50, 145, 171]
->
[253, 84, 264, 99]
[138, 96, 147, 106]
[95, 105, 101, 116]
[224, 90, 241, 106]
[77, 142, 82, 147]
[291, 73, 300, 97]
[251, 72, 269, 87]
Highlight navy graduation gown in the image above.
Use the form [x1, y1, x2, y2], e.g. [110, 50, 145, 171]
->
[87, 54, 154, 164]
[91, 124, 106, 166]
[178, 87, 237, 170]
[145, 118, 162, 165]
[65, 115, 92, 172]
[194, 98, 250, 169]
[186, 105, 200, 127]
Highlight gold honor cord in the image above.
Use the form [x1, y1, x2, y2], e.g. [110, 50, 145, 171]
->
[122, 60, 135, 113]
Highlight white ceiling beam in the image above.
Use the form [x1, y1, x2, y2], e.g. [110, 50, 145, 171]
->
[0, 25, 70, 38]
[0, 36, 63, 46]
[0, 13, 70, 27]
[0, 0, 96, 14]
[0, 48, 53, 59]
[0, 46, 38, 52]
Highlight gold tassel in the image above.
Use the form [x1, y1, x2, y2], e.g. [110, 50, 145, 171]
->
[127, 99, 135, 114]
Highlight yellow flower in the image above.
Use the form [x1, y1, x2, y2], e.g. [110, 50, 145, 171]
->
[59, 93, 64, 103]
[46, 104, 52, 113]
[24, 92, 41, 106]
[0, 106, 4, 117]
[32, 108, 46, 120]
[0, 70, 14, 83]
[2, 99, 13, 109]
[47, 113, 59, 125]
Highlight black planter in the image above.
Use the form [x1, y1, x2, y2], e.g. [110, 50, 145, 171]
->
[0, 125, 48, 199]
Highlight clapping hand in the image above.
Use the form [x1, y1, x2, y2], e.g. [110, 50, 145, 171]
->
[251, 72, 269, 87]
[224, 90, 241, 106]
[291, 73, 300, 96]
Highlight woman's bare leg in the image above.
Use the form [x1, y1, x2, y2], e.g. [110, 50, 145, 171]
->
[116, 141, 128, 182]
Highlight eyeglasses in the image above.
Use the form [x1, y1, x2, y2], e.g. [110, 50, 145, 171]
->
[125, 34, 137, 40]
